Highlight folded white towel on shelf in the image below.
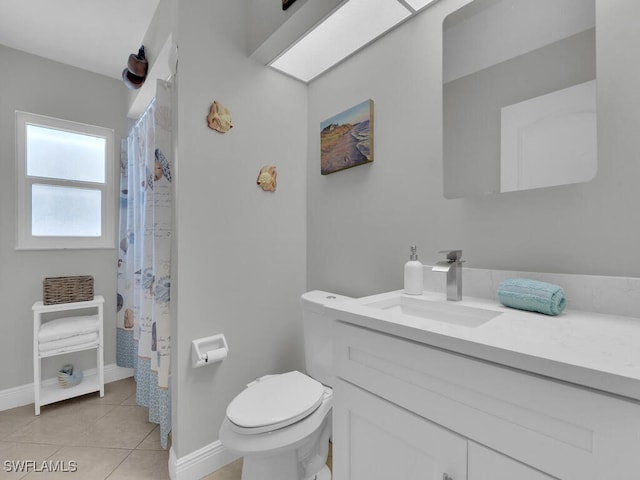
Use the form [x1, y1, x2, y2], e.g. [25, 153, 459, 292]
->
[38, 315, 100, 342]
[39, 332, 99, 353]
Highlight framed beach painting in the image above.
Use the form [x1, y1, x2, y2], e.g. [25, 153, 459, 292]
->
[282, 0, 297, 10]
[320, 99, 374, 175]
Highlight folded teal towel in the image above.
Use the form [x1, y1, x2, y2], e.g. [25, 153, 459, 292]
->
[497, 278, 566, 316]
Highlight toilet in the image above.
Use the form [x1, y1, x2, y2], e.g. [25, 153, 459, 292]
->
[219, 291, 351, 480]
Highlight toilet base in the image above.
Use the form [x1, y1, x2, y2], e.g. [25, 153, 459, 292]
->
[241, 458, 331, 480]
[220, 383, 333, 480]
[307, 465, 331, 480]
[241, 451, 298, 480]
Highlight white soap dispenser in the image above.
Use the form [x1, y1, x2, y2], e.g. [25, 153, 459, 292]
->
[404, 245, 423, 295]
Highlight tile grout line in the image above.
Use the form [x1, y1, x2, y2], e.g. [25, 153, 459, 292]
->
[103, 447, 136, 480]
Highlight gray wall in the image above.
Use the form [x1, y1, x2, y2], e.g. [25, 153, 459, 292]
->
[0, 45, 127, 388]
[171, 0, 308, 458]
[307, 0, 640, 298]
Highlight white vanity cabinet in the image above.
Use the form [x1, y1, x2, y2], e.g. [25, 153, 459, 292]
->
[334, 379, 466, 480]
[332, 321, 640, 480]
[468, 443, 553, 480]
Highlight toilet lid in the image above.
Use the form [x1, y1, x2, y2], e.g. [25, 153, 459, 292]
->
[227, 371, 325, 432]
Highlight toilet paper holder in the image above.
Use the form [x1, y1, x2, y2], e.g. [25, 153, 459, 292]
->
[192, 334, 229, 368]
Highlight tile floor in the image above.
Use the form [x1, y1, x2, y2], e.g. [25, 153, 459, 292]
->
[0, 377, 332, 479]
[0, 377, 168, 479]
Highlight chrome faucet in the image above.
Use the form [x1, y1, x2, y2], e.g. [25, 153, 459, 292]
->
[432, 250, 463, 301]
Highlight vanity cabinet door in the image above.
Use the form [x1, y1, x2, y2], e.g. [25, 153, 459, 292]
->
[334, 321, 640, 479]
[469, 443, 554, 480]
[332, 379, 467, 480]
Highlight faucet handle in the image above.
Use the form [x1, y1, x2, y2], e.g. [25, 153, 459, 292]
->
[438, 249, 463, 262]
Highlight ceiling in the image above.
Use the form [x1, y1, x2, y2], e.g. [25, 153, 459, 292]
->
[0, 0, 160, 80]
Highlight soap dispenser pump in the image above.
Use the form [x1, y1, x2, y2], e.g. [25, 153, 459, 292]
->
[404, 245, 423, 295]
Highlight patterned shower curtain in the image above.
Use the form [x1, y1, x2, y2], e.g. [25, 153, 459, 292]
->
[117, 80, 173, 449]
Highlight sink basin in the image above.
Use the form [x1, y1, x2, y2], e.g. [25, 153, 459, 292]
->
[363, 294, 502, 328]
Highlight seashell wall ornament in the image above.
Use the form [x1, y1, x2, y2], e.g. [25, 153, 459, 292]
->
[207, 100, 233, 133]
[257, 165, 277, 192]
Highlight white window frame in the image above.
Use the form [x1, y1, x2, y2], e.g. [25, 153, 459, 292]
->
[15, 111, 116, 250]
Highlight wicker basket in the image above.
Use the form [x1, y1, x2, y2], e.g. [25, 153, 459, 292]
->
[43, 276, 94, 305]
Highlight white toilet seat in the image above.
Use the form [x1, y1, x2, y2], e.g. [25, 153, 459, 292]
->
[226, 371, 325, 434]
[219, 389, 333, 457]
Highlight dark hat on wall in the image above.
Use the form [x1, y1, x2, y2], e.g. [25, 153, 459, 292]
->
[123, 46, 148, 90]
[122, 69, 145, 89]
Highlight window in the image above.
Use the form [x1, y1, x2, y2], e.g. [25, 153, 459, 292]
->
[16, 111, 115, 249]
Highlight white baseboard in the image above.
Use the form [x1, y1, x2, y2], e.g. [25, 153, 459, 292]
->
[0, 363, 133, 412]
[169, 441, 239, 480]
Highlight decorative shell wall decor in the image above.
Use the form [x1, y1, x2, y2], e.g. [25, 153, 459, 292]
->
[207, 100, 233, 133]
[257, 166, 277, 192]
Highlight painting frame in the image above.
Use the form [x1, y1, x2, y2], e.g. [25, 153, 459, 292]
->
[282, 0, 297, 11]
[320, 99, 374, 175]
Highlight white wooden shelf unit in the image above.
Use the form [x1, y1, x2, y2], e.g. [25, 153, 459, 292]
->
[32, 295, 104, 415]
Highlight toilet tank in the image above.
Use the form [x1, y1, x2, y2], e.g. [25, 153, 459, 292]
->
[301, 290, 353, 388]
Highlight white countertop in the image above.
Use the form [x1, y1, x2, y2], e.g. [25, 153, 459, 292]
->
[326, 290, 640, 402]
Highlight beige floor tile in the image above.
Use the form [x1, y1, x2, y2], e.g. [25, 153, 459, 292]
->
[88, 378, 137, 406]
[6, 407, 108, 446]
[5, 399, 118, 445]
[120, 392, 138, 406]
[21, 446, 129, 480]
[5, 420, 86, 447]
[0, 406, 38, 441]
[75, 405, 156, 449]
[136, 425, 166, 451]
[106, 449, 169, 480]
[0, 415, 36, 439]
[200, 458, 243, 480]
[0, 441, 62, 480]
[0, 405, 37, 420]
[0, 378, 170, 479]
